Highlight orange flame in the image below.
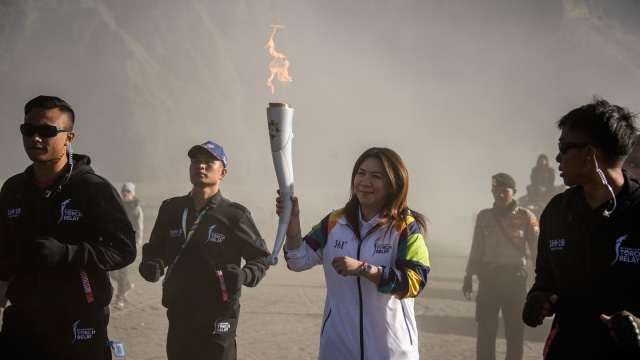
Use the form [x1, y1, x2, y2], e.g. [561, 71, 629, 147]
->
[266, 25, 292, 95]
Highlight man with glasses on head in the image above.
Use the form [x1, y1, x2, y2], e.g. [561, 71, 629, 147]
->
[0, 95, 137, 359]
[523, 96, 640, 359]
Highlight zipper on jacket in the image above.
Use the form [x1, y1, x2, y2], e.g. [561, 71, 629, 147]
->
[349, 221, 380, 360]
[356, 239, 365, 360]
[320, 308, 332, 337]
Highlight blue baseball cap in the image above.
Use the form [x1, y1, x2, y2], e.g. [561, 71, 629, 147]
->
[188, 141, 227, 167]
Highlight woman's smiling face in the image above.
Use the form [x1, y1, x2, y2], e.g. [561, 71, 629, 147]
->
[353, 157, 391, 218]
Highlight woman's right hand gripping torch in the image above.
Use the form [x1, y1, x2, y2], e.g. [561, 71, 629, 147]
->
[266, 103, 294, 266]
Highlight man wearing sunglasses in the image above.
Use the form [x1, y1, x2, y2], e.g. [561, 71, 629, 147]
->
[523, 97, 640, 359]
[622, 134, 640, 179]
[0, 95, 137, 359]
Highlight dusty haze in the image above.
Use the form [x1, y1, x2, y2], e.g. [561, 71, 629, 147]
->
[1, 0, 640, 244]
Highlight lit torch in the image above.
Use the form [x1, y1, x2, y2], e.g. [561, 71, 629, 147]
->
[266, 103, 294, 266]
[265, 25, 294, 266]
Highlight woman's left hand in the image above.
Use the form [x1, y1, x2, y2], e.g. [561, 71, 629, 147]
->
[331, 256, 363, 277]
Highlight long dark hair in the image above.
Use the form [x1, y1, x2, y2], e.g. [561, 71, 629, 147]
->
[343, 147, 428, 235]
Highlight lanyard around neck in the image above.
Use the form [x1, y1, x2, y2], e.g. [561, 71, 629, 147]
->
[163, 205, 210, 285]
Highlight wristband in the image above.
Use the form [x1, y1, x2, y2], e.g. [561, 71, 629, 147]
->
[361, 261, 373, 274]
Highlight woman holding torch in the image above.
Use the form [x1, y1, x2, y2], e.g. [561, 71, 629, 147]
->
[275, 147, 430, 360]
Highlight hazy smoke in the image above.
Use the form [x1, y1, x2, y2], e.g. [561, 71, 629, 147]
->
[1, 0, 639, 242]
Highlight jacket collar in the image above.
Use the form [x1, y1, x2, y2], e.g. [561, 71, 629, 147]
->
[182, 189, 224, 210]
[563, 169, 640, 219]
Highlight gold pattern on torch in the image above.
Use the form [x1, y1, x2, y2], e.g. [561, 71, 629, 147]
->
[269, 103, 290, 108]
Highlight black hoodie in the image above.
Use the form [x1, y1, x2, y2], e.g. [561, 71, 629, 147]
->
[529, 170, 640, 359]
[0, 154, 136, 314]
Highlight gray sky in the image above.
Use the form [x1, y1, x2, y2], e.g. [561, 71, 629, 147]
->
[1, 0, 639, 242]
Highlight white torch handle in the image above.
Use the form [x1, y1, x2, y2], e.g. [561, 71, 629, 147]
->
[266, 104, 294, 266]
[269, 151, 293, 266]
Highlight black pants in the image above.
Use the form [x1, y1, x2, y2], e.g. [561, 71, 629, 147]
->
[475, 265, 527, 360]
[166, 301, 240, 360]
[0, 304, 112, 360]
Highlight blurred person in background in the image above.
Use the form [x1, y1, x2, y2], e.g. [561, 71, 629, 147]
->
[528, 154, 555, 201]
[463, 173, 539, 360]
[622, 133, 640, 179]
[0, 95, 136, 359]
[139, 141, 270, 360]
[523, 97, 640, 359]
[110, 182, 143, 307]
[275, 147, 430, 360]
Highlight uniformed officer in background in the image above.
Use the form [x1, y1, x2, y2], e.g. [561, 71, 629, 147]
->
[462, 173, 539, 360]
[139, 141, 270, 360]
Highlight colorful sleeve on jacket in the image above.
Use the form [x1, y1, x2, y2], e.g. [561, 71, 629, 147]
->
[283, 211, 339, 270]
[305, 212, 340, 251]
[377, 216, 430, 299]
[283, 211, 340, 256]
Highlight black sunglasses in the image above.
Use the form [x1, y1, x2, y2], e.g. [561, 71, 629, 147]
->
[20, 124, 72, 138]
[558, 142, 590, 155]
[624, 157, 640, 169]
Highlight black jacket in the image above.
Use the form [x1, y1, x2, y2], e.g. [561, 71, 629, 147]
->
[529, 170, 640, 359]
[141, 190, 269, 313]
[0, 154, 136, 313]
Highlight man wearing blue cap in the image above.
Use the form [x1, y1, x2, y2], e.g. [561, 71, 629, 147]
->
[139, 141, 270, 360]
[463, 173, 539, 360]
